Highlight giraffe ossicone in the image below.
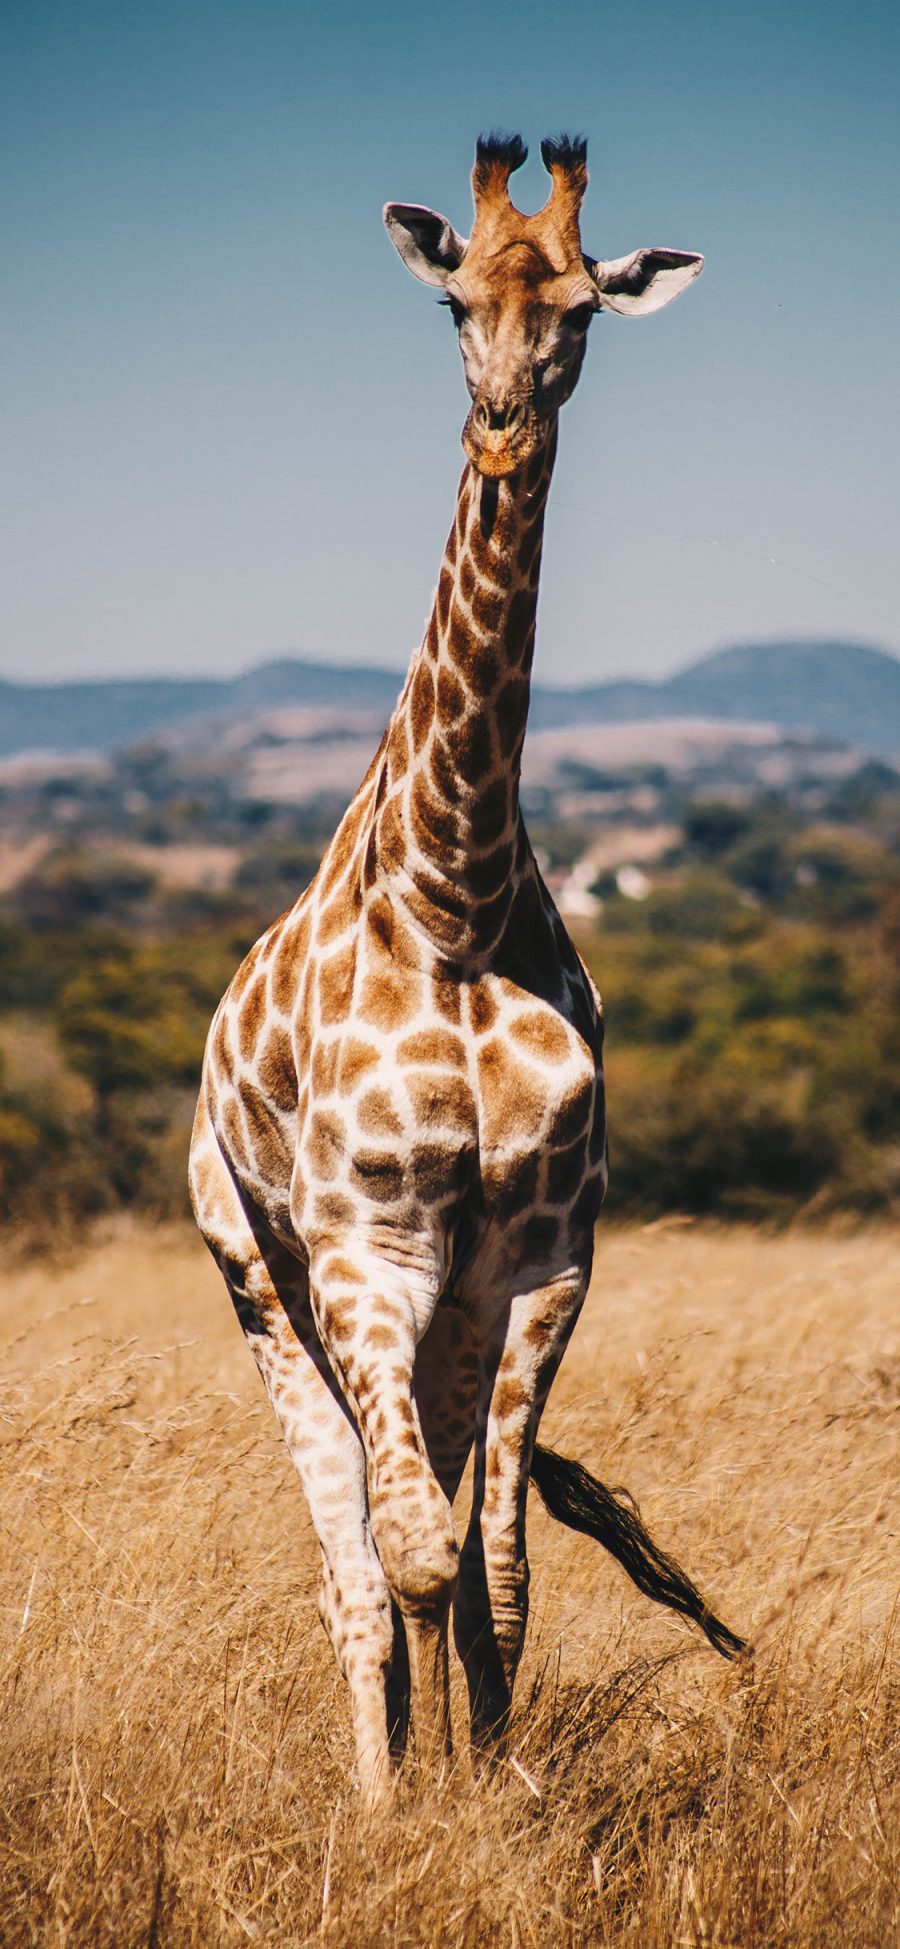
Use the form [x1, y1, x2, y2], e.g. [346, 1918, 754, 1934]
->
[190, 131, 744, 1809]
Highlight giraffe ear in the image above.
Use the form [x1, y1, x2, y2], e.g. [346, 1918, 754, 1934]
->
[384, 203, 468, 288]
[585, 247, 704, 316]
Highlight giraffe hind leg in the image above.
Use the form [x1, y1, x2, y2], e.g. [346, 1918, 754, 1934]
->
[455, 1271, 587, 1749]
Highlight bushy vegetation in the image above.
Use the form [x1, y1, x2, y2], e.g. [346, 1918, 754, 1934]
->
[1, 761, 899, 1236]
[588, 875, 900, 1220]
[0, 913, 245, 1230]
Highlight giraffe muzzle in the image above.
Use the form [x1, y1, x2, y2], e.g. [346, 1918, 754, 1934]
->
[462, 396, 546, 478]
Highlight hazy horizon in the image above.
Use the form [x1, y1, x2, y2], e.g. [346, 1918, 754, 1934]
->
[3, 0, 899, 685]
[2, 630, 900, 694]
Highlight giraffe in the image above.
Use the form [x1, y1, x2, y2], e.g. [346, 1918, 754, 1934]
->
[189, 132, 744, 1808]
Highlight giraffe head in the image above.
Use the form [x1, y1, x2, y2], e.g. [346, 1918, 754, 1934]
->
[385, 133, 703, 479]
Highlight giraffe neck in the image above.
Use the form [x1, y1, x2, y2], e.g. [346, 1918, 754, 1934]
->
[372, 432, 557, 959]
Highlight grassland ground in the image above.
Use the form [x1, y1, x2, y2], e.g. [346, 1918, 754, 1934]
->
[0, 1222, 897, 1946]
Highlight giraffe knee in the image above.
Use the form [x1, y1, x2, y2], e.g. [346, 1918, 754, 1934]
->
[395, 1538, 459, 1619]
[378, 1511, 459, 1621]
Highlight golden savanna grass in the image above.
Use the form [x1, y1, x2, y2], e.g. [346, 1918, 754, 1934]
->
[1, 1223, 897, 1946]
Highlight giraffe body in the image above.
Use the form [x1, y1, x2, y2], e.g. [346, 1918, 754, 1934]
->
[190, 134, 710, 1802]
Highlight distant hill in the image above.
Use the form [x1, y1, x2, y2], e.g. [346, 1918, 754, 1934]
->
[528, 641, 900, 754]
[2, 640, 900, 759]
[0, 660, 402, 759]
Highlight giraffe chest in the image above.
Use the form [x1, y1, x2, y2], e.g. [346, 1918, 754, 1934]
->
[293, 954, 602, 1252]
[210, 884, 605, 1292]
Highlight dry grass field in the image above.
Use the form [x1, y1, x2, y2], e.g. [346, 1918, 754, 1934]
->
[1, 1222, 897, 1947]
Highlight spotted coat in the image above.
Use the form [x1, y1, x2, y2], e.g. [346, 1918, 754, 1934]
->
[190, 129, 701, 1803]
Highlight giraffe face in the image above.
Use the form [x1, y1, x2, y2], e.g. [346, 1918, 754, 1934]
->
[445, 243, 598, 479]
[385, 133, 704, 479]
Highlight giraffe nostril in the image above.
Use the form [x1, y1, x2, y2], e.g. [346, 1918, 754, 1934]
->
[479, 400, 522, 434]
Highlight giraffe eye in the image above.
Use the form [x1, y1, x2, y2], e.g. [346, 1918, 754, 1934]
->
[565, 303, 595, 333]
[439, 295, 467, 329]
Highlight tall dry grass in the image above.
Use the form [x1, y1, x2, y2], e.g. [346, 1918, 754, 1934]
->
[1, 1222, 897, 1946]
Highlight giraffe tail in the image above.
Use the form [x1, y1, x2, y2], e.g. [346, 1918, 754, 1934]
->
[529, 1443, 747, 1661]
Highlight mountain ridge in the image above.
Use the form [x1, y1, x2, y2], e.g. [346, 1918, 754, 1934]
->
[1, 639, 899, 759]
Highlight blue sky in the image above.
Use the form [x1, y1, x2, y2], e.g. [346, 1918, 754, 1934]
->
[2, 0, 898, 685]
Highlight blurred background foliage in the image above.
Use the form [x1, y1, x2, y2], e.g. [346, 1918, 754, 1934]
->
[1, 753, 899, 1238]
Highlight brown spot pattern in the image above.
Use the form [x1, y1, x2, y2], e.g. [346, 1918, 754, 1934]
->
[466, 846, 512, 900]
[478, 1038, 546, 1140]
[437, 567, 452, 630]
[491, 1374, 529, 1421]
[270, 916, 309, 1013]
[364, 1322, 400, 1352]
[468, 644, 499, 697]
[436, 666, 466, 721]
[469, 983, 498, 1034]
[510, 1010, 570, 1064]
[548, 1085, 592, 1148]
[469, 779, 509, 848]
[446, 599, 480, 670]
[470, 581, 505, 634]
[480, 1154, 539, 1219]
[306, 1109, 346, 1180]
[318, 944, 356, 1027]
[410, 662, 435, 750]
[410, 775, 460, 856]
[410, 1141, 468, 1200]
[445, 714, 492, 787]
[350, 1150, 405, 1201]
[230, 945, 261, 1005]
[221, 1096, 249, 1168]
[325, 1255, 367, 1289]
[258, 1026, 297, 1112]
[431, 965, 462, 1025]
[405, 1071, 474, 1132]
[521, 1213, 560, 1260]
[359, 971, 419, 1032]
[313, 1190, 356, 1229]
[243, 1083, 293, 1178]
[318, 887, 359, 947]
[397, 1029, 466, 1067]
[358, 1088, 404, 1138]
[337, 1039, 380, 1090]
[312, 1039, 339, 1095]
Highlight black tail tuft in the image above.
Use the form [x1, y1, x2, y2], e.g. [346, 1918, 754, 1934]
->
[529, 1443, 747, 1661]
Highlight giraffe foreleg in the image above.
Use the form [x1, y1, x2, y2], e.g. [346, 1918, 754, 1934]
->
[454, 1270, 587, 1748]
[226, 1255, 403, 1800]
[307, 1237, 459, 1768]
[191, 1111, 400, 1806]
[228, 1255, 404, 1806]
